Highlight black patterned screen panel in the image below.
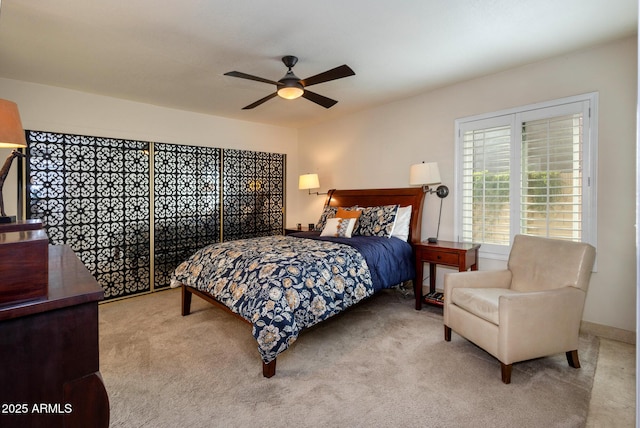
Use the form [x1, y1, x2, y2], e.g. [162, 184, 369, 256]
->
[153, 143, 221, 289]
[26, 131, 151, 300]
[222, 149, 285, 241]
[25, 131, 286, 300]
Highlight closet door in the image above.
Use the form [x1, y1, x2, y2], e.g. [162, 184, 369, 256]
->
[153, 143, 221, 289]
[26, 131, 151, 300]
[222, 149, 285, 241]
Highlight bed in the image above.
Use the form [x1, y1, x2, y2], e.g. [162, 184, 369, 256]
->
[171, 187, 425, 377]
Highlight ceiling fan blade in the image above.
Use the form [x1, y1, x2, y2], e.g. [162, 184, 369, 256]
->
[301, 90, 338, 109]
[224, 71, 282, 86]
[300, 65, 355, 87]
[242, 92, 278, 109]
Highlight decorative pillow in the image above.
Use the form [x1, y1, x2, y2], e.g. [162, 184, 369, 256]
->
[336, 207, 362, 220]
[354, 204, 399, 238]
[320, 217, 357, 238]
[315, 206, 338, 231]
[316, 206, 359, 231]
[390, 205, 412, 241]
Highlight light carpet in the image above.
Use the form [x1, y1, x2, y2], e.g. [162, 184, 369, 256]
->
[99, 287, 598, 428]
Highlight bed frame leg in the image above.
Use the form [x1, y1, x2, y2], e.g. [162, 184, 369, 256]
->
[263, 359, 276, 378]
[181, 284, 192, 316]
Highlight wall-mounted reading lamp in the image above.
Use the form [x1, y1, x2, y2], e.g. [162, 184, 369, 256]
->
[299, 173, 327, 196]
[409, 161, 449, 243]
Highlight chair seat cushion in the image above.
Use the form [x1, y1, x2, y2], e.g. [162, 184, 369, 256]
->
[451, 288, 521, 325]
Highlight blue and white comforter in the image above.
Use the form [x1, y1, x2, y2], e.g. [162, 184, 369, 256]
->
[171, 234, 413, 364]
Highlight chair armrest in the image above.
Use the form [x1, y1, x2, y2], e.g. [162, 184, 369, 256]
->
[498, 286, 586, 364]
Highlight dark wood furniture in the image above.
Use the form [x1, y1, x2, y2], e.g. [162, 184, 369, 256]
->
[0, 220, 47, 305]
[0, 226, 49, 306]
[284, 226, 312, 235]
[413, 240, 480, 309]
[0, 245, 109, 428]
[181, 187, 426, 377]
[0, 219, 44, 232]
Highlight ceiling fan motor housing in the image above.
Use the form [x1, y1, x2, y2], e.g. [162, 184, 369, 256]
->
[277, 71, 304, 99]
[278, 57, 304, 98]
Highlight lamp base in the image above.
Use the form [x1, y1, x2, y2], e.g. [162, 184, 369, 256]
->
[427, 237, 438, 243]
[0, 215, 16, 224]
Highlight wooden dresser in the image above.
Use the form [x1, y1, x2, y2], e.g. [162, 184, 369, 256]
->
[0, 244, 110, 428]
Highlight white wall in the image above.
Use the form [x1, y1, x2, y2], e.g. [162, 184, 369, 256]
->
[0, 78, 299, 223]
[297, 36, 637, 333]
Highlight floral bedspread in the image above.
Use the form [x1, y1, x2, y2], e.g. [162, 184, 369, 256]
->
[170, 235, 374, 364]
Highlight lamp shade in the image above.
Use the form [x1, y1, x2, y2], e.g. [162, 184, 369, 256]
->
[409, 162, 441, 186]
[298, 173, 320, 190]
[0, 100, 27, 149]
[277, 85, 304, 100]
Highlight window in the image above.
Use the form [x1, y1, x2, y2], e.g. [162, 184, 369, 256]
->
[454, 93, 597, 259]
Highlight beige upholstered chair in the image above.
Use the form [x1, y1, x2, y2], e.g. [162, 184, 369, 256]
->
[443, 234, 596, 384]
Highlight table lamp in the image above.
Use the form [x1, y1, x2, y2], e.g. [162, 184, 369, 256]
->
[0, 99, 27, 223]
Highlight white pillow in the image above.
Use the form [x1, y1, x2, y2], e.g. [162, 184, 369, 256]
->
[390, 205, 412, 241]
[320, 217, 357, 238]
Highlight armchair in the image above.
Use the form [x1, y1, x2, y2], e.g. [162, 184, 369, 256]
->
[443, 234, 596, 384]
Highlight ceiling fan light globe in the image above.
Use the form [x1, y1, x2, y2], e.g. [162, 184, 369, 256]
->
[277, 86, 304, 100]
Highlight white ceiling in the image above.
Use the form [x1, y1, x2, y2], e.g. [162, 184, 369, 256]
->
[0, 0, 636, 128]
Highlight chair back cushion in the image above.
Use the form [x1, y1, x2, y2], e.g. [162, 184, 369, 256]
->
[508, 234, 596, 292]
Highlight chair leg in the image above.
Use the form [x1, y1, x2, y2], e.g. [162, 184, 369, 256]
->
[501, 363, 512, 384]
[444, 325, 451, 341]
[566, 350, 581, 368]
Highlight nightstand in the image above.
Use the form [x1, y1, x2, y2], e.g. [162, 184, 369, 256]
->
[284, 226, 313, 235]
[413, 240, 480, 310]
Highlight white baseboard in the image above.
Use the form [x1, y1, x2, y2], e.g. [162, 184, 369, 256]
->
[580, 320, 635, 345]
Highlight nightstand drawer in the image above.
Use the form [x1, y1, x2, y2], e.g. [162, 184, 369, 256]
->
[419, 250, 459, 265]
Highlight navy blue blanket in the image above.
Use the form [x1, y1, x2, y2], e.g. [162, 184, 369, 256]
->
[289, 231, 415, 292]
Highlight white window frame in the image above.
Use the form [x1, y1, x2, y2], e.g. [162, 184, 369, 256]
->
[454, 92, 598, 261]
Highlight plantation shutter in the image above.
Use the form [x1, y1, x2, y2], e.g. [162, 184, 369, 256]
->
[520, 109, 584, 241]
[455, 94, 595, 258]
[460, 117, 513, 252]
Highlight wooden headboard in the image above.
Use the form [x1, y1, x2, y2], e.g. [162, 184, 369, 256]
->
[323, 187, 425, 244]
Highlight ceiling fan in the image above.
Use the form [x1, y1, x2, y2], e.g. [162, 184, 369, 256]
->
[224, 56, 355, 110]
